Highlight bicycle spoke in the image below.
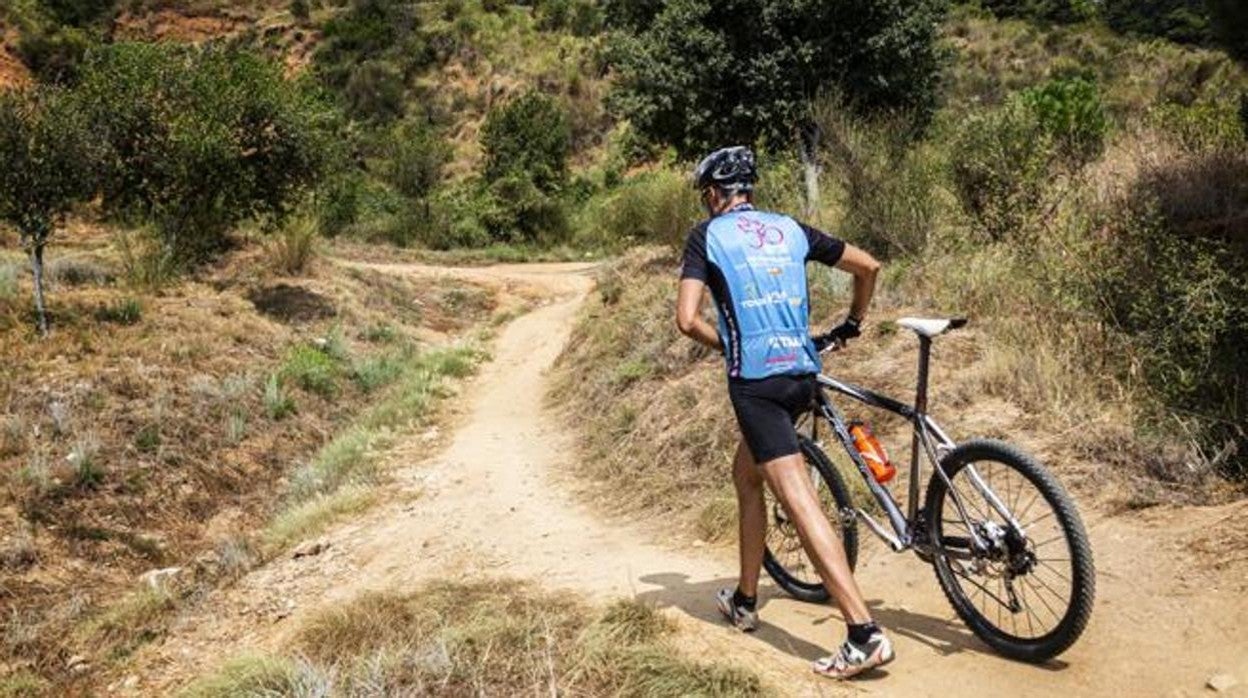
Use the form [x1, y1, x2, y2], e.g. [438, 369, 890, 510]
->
[1021, 575, 1063, 626]
[951, 565, 1013, 612]
[1014, 489, 1043, 525]
[1022, 509, 1055, 530]
[1018, 581, 1038, 636]
[1032, 533, 1066, 549]
[1037, 560, 1072, 584]
[1027, 568, 1073, 607]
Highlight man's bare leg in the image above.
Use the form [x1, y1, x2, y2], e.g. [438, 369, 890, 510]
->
[732, 440, 767, 598]
[760, 453, 872, 624]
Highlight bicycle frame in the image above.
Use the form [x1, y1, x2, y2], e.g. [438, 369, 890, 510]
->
[805, 335, 1026, 560]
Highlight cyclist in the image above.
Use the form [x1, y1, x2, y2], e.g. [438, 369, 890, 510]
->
[675, 146, 891, 679]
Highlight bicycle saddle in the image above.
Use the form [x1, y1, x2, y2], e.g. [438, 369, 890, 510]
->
[897, 317, 968, 338]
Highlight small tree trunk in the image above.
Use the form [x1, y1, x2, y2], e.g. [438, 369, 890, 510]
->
[29, 240, 49, 337]
[799, 122, 822, 223]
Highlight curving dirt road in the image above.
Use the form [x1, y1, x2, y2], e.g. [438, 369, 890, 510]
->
[133, 261, 1248, 697]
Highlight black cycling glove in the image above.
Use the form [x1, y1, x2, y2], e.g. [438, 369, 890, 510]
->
[813, 316, 862, 352]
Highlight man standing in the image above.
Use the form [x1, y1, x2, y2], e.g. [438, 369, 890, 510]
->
[675, 146, 891, 679]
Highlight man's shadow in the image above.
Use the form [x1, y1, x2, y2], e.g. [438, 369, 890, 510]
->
[635, 572, 1069, 672]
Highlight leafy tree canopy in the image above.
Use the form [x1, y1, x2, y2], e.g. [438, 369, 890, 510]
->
[608, 0, 950, 158]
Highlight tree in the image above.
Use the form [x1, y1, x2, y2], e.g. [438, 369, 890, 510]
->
[608, 0, 950, 159]
[1207, 0, 1248, 60]
[481, 91, 570, 193]
[75, 43, 333, 264]
[982, 0, 1097, 24]
[1102, 0, 1211, 45]
[0, 89, 97, 335]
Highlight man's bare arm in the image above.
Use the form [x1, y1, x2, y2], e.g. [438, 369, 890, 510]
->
[834, 244, 880, 322]
[676, 278, 722, 351]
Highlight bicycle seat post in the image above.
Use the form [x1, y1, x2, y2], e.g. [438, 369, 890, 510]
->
[914, 335, 932, 415]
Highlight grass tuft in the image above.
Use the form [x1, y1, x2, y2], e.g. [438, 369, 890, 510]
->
[189, 581, 768, 697]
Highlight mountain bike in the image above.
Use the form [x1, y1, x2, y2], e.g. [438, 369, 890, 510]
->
[763, 317, 1095, 662]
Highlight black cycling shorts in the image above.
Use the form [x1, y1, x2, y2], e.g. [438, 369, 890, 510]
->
[727, 373, 817, 464]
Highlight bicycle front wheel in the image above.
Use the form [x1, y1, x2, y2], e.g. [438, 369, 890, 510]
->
[763, 436, 858, 603]
[925, 439, 1095, 662]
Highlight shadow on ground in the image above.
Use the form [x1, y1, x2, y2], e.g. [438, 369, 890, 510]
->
[635, 571, 1069, 675]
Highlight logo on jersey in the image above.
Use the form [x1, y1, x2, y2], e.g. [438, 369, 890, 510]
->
[737, 216, 785, 249]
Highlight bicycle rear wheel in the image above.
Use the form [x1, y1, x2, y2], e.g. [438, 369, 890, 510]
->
[763, 436, 858, 603]
[925, 439, 1095, 662]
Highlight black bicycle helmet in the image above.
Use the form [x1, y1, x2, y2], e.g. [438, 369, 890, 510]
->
[693, 146, 757, 193]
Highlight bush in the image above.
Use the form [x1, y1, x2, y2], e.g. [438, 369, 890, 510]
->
[75, 42, 332, 265]
[39, 0, 115, 27]
[380, 117, 450, 201]
[950, 100, 1054, 240]
[1020, 75, 1107, 168]
[290, 0, 311, 21]
[1099, 148, 1248, 479]
[314, 0, 431, 91]
[816, 102, 942, 258]
[1103, 0, 1211, 45]
[982, 0, 1097, 24]
[317, 173, 365, 236]
[281, 344, 341, 398]
[481, 91, 570, 194]
[535, 0, 601, 35]
[17, 26, 94, 85]
[480, 172, 569, 244]
[271, 214, 319, 275]
[94, 297, 142, 325]
[1151, 100, 1246, 152]
[343, 59, 406, 122]
[578, 170, 699, 251]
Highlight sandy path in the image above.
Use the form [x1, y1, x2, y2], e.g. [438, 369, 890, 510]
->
[132, 262, 1248, 697]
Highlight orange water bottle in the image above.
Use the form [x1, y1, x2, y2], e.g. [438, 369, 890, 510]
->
[849, 422, 896, 484]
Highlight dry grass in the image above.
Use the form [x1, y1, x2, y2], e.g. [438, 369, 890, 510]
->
[183, 580, 767, 697]
[0, 224, 498, 689]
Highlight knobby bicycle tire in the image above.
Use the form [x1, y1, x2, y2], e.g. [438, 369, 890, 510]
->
[925, 439, 1095, 662]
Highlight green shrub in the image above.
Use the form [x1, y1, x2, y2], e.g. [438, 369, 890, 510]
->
[263, 374, 297, 419]
[351, 351, 408, 392]
[949, 100, 1054, 240]
[380, 117, 450, 201]
[1099, 148, 1248, 479]
[317, 173, 365, 236]
[578, 169, 699, 251]
[0, 263, 18, 300]
[290, 0, 311, 21]
[480, 172, 570, 244]
[481, 91, 571, 194]
[343, 59, 406, 122]
[271, 214, 319, 275]
[315, 0, 431, 91]
[1151, 100, 1247, 152]
[535, 0, 601, 35]
[281, 344, 341, 397]
[982, 0, 1097, 24]
[94, 297, 142, 325]
[39, 0, 115, 27]
[75, 42, 332, 265]
[1103, 0, 1211, 45]
[1020, 75, 1107, 168]
[17, 26, 95, 85]
[816, 102, 942, 258]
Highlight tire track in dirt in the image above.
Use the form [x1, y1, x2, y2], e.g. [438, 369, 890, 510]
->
[131, 261, 1248, 697]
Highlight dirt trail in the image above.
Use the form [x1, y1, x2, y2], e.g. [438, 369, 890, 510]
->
[134, 262, 1248, 697]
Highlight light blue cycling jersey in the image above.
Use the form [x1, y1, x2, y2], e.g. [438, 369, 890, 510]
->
[680, 204, 846, 380]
